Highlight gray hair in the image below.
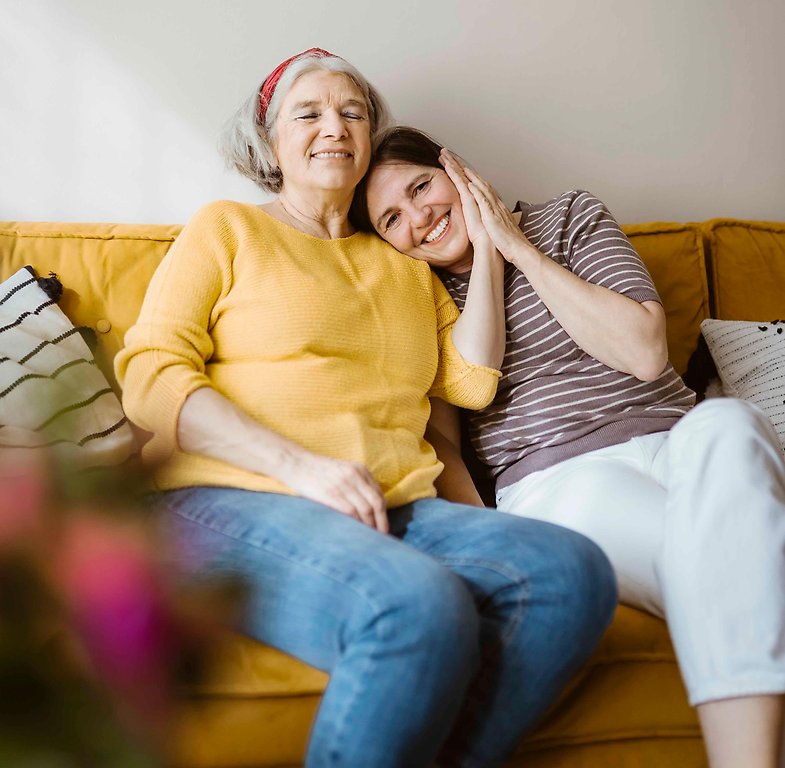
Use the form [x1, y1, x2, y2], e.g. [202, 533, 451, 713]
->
[219, 53, 393, 194]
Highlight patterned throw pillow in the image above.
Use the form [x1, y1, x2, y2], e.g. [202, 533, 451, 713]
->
[700, 318, 785, 450]
[0, 266, 136, 466]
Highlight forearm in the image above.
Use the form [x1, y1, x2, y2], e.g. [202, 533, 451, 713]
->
[426, 399, 484, 507]
[450, 242, 507, 369]
[177, 386, 304, 481]
[511, 243, 668, 380]
[457, 172, 668, 381]
[177, 388, 388, 530]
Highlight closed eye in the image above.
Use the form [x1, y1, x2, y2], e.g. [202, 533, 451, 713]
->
[296, 113, 319, 121]
[342, 111, 367, 120]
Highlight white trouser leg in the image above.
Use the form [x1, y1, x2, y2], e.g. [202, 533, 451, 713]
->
[657, 398, 785, 705]
[496, 434, 668, 617]
[497, 397, 785, 705]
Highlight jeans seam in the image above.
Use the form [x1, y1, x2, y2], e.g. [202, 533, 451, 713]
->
[436, 559, 530, 767]
[312, 629, 377, 768]
[164, 503, 388, 618]
[435, 556, 530, 586]
[435, 556, 530, 648]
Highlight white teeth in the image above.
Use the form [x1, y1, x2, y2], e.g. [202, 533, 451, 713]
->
[312, 152, 352, 158]
[424, 214, 449, 243]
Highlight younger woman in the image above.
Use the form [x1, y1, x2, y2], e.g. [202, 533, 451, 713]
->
[353, 126, 785, 768]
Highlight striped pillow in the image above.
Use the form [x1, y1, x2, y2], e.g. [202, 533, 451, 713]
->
[701, 318, 785, 450]
[0, 266, 136, 466]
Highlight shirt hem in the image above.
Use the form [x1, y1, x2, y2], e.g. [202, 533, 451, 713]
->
[495, 416, 683, 489]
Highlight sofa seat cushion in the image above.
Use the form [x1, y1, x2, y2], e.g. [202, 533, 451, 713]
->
[705, 219, 785, 321]
[623, 223, 710, 376]
[171, 606, 700, 767]
[192, 632, 329, 698]
[173, 635, 327, 768]
[0, 222, 179, 389]
[517, 605, 700, 761]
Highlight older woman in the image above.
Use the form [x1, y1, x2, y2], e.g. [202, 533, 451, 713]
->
[354, 125, 785, 768]
[115, 51, 616, 768]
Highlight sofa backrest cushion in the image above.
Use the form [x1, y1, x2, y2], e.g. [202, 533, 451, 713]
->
[1, 220, 712, 388]
[704, 220, 785, 322]
[0, 222, 180, 390]
[623, 223, 710, 375]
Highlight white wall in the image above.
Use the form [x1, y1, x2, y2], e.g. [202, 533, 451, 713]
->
[2, 0, 784, 225]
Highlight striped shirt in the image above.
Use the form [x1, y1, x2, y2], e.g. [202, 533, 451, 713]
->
[438, 190, 696, 489]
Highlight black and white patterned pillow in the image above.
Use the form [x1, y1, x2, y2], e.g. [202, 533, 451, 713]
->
[701, 318, 785, 450]
[0, 266, 136, 466]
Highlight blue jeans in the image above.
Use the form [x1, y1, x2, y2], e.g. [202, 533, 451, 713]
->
[158, 489, 617, 768]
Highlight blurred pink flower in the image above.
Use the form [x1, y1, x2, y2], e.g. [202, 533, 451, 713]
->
[0, 450, 48, 545]
[55, 515, 177, 735]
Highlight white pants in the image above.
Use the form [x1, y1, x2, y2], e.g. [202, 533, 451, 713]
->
[496, 398, 785, 705]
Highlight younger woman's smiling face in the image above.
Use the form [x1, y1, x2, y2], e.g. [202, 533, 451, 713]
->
[364, 162, 474, 273]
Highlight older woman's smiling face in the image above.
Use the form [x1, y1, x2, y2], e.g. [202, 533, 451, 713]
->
[273, 70, 372, 197]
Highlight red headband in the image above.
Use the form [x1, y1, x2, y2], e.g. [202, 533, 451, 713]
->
[257, 47, 337, 124]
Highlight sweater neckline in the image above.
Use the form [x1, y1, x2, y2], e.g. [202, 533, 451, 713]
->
[253, 204, 365, 244]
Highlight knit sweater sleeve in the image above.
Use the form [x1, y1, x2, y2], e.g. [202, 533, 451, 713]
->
[428, 272, 501, 410]
[114, 202, 234, 463]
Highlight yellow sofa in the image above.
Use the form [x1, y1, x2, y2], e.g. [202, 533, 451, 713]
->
[2, 216, 784, 768]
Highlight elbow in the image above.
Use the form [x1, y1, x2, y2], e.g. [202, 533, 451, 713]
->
[629, 307, 669, 382]
[634, 364, 665, 383]
[489, 339, 506, 372]
[631, 345, 669, 383]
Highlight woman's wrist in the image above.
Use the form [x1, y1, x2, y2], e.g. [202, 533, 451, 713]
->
[471, 231, 496, 254]
[257, 432, 308, 484]
[472, 236, 504, 268]
[508, 241, 542, 275]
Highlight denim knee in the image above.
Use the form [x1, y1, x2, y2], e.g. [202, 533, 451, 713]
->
[349, 553, 481, 672]
[306, 554, 483, 767]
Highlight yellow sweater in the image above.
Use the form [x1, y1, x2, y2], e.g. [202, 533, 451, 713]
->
[115, 201, 500, 507]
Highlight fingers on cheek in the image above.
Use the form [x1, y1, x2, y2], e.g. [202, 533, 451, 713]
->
[471, 186, 489, 206]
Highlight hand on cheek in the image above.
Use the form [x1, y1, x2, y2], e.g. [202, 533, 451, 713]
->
[439, 149, 488, 246]
[464, 167, 534, 259]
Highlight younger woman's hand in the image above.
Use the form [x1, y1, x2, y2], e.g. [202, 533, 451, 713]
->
[449, 158, 535, 261]
[439, 149, 491, 248]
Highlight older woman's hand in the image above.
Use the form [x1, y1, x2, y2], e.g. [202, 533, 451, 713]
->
[279, 451, 389, 534]
[177, 388, 389, 534]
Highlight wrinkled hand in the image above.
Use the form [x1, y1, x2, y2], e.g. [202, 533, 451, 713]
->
[280, 450, 389, 533]
[448, 154, 535, 260]
[439, 149, 490, 248]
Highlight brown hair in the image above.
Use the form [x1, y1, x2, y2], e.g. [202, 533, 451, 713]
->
[351, 126, 445, 232]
